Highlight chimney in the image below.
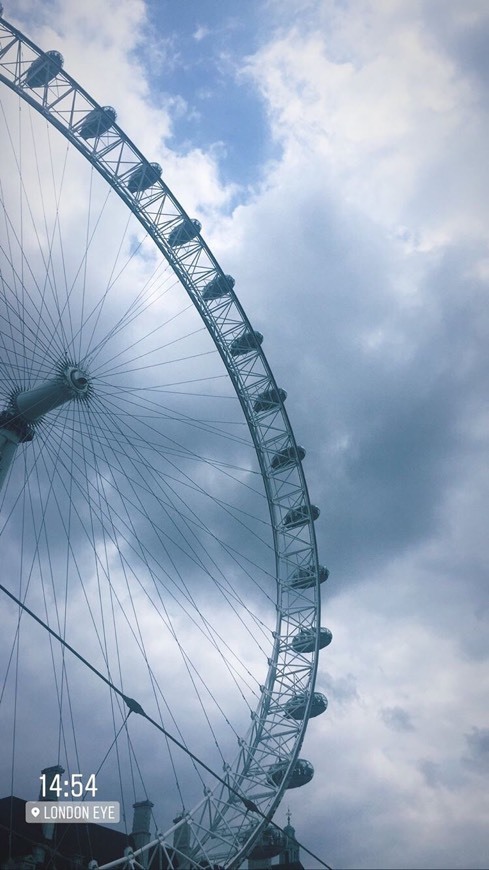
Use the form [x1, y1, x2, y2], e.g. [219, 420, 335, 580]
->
[131, 799, 154, 867]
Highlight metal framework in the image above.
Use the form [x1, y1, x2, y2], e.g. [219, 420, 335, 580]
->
[0, 12, 331, 868]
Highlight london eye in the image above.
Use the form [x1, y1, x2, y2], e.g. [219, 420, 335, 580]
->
[0, 9, 332, 867]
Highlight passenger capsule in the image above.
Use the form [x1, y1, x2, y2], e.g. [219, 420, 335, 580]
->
[25, 50, 63, 89]
[292, 626, 333, 654]
[267, 758, 314, 790]
[126, 162, 162, 193]
[288, 564, 329, 590]
[284, 691, 328, 720]
[253, 387, 287, 413]
[283, 504, 320, 529]
[229, 330, 263, 357]
[271, 445, 306, 470]
[247, 826, 285, 860]
[79, 106, 116, 140]
[201, 273, 235, 301]
[168, 218, 202, 248]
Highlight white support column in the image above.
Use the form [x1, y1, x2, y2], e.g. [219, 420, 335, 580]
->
[0, 367, 89, 496]
[0, 426, 21, 492]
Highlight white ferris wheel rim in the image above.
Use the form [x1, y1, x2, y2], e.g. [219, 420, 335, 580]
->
[0, 10, 329, 868]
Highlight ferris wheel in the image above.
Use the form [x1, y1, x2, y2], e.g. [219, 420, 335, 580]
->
[0, 8, 332, 869]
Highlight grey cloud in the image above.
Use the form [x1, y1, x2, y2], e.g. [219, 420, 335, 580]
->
[418, 757, 468, 792]
[380, 706, 415, 733]
[425, 1, 489, 100]
[463, 727, 489, 773]
[234, 181, 487, 590]
[419, 758, 444, 788]
[318, 671, 359, 706]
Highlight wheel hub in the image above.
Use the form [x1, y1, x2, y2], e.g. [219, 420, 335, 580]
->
[13, 363, 91, 425]
[65, 365, 90, 396]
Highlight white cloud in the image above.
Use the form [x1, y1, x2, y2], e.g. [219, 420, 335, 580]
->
[243, 0, 488, 247]
[193, 25, 210, 43]
[9, 0, 237, 220]
[207, 3, 489, 865]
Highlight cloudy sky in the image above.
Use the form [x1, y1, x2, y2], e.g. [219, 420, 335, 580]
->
[1, 1, 489, 868]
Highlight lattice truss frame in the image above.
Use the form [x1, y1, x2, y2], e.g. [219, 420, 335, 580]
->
[0, 15, 329, 869]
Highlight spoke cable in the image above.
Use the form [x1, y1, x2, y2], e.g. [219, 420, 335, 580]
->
[0, 583, 332, 869]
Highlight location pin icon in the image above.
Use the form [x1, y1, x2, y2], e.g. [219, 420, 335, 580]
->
[31, 807, 40, 818]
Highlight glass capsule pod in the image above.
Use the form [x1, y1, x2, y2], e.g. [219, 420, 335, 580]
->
[288, 564, 330, 590]
[292, 626, 333, 654]
[253, 386, 287, 413]
[79, 106, 117, 140]
[126, 162, 162, 193]
[25, 50, 63, 88]
[229, 330, 263, 357]
[282, 504, 320, 529]
[267, 758, 314, 790]
[270, 444, 306, 470]
[201, 273, 235, 301]
[247, 825, 285, 860]
[283, 691, 328, 720]
[168, 218, 202, 248]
